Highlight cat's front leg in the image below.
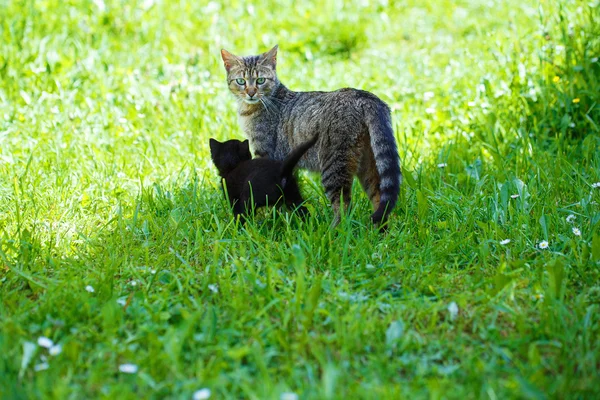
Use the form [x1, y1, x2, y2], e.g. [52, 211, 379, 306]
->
[248, 121, 277, 158]
[249, 136, 274, 158]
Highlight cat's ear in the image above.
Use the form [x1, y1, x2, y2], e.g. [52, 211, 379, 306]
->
[241, 139, 250, 154]
[259, 45, 278, 68]
[209, 138, 219, 155]
[221, 49, 242, 72]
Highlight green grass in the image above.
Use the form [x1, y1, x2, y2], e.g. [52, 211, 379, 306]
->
[1, 0, 600, 398]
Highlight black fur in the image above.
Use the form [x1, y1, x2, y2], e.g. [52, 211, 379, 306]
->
[209, 134, 318, 222]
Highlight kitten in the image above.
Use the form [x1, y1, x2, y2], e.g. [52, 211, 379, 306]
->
[220, 45, 402, 228]
[209, 134, 318, 222]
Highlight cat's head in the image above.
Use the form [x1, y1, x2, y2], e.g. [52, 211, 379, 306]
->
[209, 138, 252, 176]
[220, 45, 279, 105]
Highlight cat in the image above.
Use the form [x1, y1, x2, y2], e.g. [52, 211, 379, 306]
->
[209, 133, 318, 222]
[220, 45, 401, 228]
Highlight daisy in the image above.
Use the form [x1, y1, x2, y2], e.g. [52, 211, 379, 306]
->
[49, 344, 62, 356]
[85, 285, 95, 293]
[34, 362, 49, 372]
[447, 302, 459, 320]
[500, 239, 511, 245]
[539, 241, 549, 249]
[193, 389, 212, 400]
[118, 364, 138, 374]
[37, 337, 54, 349]
[572, 227, 581, 236]
[566, 214, 576, 223]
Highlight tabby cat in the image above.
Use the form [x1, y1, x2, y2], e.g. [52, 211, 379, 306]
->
[220, 45, 401, 227]
[209, 134, 318, 222]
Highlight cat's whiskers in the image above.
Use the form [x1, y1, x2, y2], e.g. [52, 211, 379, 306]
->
[258, 96, 276, 116]
[260, 96, 281, 115]
[258, 98, 272, 116]
[265, 96, 285, 105]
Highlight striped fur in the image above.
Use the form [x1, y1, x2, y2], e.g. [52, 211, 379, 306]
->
[220, 45, 401, 227]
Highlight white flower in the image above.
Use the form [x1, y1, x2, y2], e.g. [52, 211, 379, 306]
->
[150, 269, 157, 274]
[116, 298, 127, 306]
[467, 101, 476, 107]
[118, 117, 128, 124]
[539, 240, 549, 249]
[130, 280, 138, 286]
[119, 363, 138, 374]
[423, 91, 435, 101]
[500, 239, 511, 245]
[37, 337, 54, 349]
[566, 214, 576, 223]
[572, 227, 581, 236]
[208, 284, 219, 293]
[49, 344, 62, 356]
[280, 393, 299, 400]
[34, 362, 49, 372]
[85, 285, 95, 293]
[425, 107, 436, 114]
[437, 163, 447, 168]
[592, 182, 600, 189]
[510, 194, 520, 199]
[532, 293, 544, 301]
[193, 388, 212, 400]
[447, 302, 459, 320]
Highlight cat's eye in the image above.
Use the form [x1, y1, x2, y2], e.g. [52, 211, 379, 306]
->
[235, 78, 246, 85]
[256, 77, 266, 85]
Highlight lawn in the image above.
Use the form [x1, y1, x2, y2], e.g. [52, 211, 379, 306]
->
[1, 0, 600, 398]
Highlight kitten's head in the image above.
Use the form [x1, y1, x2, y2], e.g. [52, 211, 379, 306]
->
[220, 45, 279, 105]
[209, 138, 252, 176]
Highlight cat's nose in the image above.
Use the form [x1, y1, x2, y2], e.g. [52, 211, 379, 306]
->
[247, 87, 257, 97]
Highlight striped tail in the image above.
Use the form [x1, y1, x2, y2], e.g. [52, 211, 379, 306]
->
[365, 102, 401, 226]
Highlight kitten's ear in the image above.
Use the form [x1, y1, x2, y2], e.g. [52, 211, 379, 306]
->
[241, 139, 250, 153]
[259, 44, 278, 68]
[209, 138, 219, 155]
[221, 49, 241, 72]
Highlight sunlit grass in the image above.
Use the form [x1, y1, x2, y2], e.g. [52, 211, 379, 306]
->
[1, 0, 599, 398]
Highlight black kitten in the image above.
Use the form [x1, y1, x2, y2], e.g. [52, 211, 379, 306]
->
[209, 134, 318, 222]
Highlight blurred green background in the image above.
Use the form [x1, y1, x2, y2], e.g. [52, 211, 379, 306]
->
[1, 0, 599, 398]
